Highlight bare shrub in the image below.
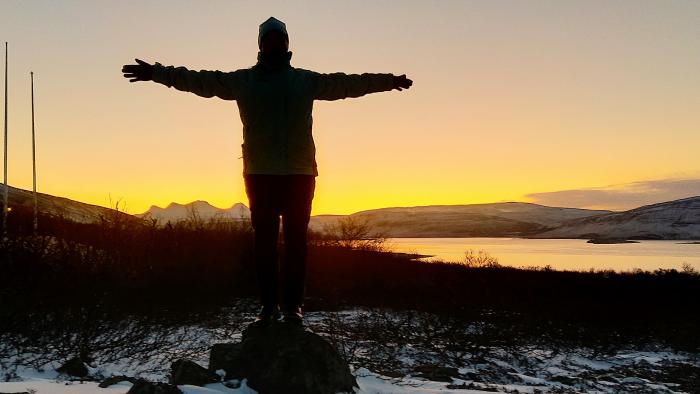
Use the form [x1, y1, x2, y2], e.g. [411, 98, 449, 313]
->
[313, 216, 388, 252]
[681, 262, 699, 276]
[461, 249, 501, 268]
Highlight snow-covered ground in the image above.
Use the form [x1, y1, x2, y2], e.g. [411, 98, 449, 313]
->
[1, 305, 697, 393]
[1, 346, 695, 394]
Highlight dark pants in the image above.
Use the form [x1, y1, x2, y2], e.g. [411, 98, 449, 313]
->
[243, 174, 316, 310]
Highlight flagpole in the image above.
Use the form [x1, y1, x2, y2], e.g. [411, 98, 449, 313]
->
[31, 71, 37, 235]
[3, 42, 8, 239]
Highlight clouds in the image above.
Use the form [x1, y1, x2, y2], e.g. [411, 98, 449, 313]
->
[525, 178, 700, 211]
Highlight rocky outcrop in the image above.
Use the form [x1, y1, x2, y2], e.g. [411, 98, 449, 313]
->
[587, 238, 639, 244]
[169, 359, 220, 386]
[98, 375, 139, 387]
[209, 322, 358, 394]
[55, 356, 90, 378]
[97, 321, 357, 394]
[126, 379, 181, 394]
[99, 376, 182, 393]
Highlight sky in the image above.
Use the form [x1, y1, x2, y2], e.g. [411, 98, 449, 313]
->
[1, 0, 699, 215]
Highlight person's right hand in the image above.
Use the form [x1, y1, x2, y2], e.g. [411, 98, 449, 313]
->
[122, 58, 154, 82]
[392, 74, 412, 91]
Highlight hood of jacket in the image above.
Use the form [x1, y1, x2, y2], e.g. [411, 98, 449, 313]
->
[258, 16, 288, 50]
[255, 17, 292, 72]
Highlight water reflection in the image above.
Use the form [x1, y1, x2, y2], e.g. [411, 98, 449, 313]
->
[386, 237, 700, 272]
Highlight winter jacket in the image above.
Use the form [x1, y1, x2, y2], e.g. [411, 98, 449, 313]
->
[150, 54, 395, 176]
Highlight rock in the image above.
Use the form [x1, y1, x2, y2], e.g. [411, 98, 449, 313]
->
[587, 238, 639, 244]
[550, 375, 580, 385]
[55, 356, 89, 378]
[99, 375, 138, 388]
[209, 322, 358, 394]
[412, 364, 459, 382]
[169, 359, 220, 386]
[126, 378, 182, 394]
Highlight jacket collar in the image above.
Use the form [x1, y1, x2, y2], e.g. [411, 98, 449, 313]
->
[254, 50, 293, 72]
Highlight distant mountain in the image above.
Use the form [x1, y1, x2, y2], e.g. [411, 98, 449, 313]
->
[307, 202, 612, 237]
[0, 184, 136, 223]
[530, 196, 700, 240]
[135, 200, 610, 236]
[136, 201, 250, 223]
[11, 182, 696, 240]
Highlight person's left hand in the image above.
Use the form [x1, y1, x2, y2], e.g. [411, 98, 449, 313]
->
[392, 74, 413, 91]
[122, 58, 154, 82]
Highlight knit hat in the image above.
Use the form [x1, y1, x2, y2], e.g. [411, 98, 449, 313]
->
[258, 17, 289, 50]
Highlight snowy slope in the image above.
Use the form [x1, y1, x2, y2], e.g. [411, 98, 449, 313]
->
[0, 184, 137, 224]
[308, 202, 612, 237]
[532, 196, 700, 240]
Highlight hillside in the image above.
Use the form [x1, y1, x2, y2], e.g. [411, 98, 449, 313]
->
[531, 196, 700, 240]
[308, 202, 612, 237]
[0, 184, 136, 224]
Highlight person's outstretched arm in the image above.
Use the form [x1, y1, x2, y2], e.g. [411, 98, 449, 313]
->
[310, 70, 412, 101]
[121, 58, 246, 100]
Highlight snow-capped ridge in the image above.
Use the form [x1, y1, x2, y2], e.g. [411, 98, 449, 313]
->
[533, 195, 700, 239]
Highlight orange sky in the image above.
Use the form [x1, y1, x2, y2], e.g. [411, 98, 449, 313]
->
[1, 1, 699, 215]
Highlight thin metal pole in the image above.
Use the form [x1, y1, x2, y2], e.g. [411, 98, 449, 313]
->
[31, 71, 37, 235]
[3, 42, 8, 239]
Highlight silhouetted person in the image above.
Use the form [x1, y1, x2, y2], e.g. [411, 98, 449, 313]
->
[122, 16, 412, 326]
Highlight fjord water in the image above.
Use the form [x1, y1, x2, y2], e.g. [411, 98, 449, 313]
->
[386, 237, 700, 272]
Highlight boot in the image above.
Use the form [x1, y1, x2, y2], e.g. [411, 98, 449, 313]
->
[280, 304, 304, 326]
[252, 304, 281, 327]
